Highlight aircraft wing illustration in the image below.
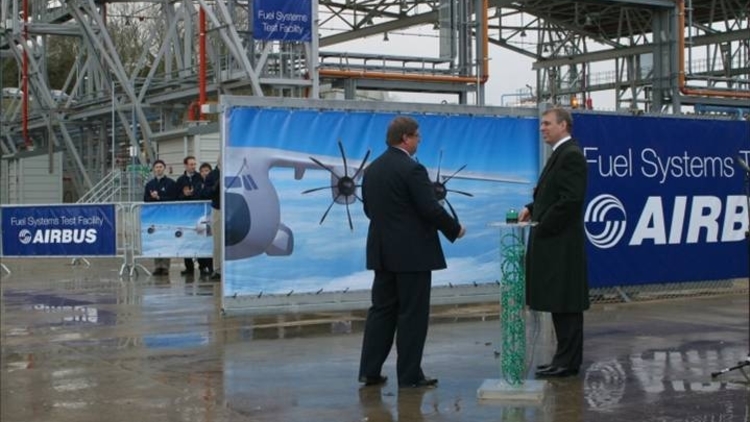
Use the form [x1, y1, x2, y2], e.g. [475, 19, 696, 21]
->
[444, 171, 529, 185]
[245, 147, 368, 182]
[246, 146, 529, 185]
[243, 145, 530, 227]
[145, 224, 198, 231]
[145, 220, 211, 237]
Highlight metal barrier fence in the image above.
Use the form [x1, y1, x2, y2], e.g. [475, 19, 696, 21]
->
[591, 278, 747, 304]
[218, 278, 748, 316]
[125, 201, 213, 277]
[0, 201, 212, 278]
[0, 203, 126, 275]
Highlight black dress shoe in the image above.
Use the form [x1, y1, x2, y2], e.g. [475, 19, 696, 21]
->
[535, 366, 579, 378]
[536, 363, 553, 371]
[209, 272, 221, 281]
[399, 377, 438, 388]
[180, 269, 194, 275]
[358, 375, 388, 386]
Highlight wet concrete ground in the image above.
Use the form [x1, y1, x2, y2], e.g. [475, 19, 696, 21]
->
[1, 259, 748, 422]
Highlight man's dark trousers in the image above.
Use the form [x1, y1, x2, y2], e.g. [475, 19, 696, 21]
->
[551, 312, 583, 369]
[359, 270, 431, 385]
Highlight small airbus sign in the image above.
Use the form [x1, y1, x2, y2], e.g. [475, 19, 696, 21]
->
[2, 205, 116, 256]
[253, 0, 312, 42]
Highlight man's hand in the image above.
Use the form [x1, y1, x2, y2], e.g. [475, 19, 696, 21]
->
[183, 186, 194, 197]
[518, 207, 531, 222]
[457, 224, 466, 239]
[150, 190, 159, 200]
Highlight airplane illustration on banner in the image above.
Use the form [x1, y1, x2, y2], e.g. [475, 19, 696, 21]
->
[224, 143, 529, 262]
[145, 203, 212, 238]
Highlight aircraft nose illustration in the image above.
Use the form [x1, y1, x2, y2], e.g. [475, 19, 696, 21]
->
[302, 140, 371, 230]
[225, 191, 250, 249]
[224, 158, 294, 261]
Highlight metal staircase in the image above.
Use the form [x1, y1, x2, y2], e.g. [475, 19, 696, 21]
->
[76, 166, 150, 203]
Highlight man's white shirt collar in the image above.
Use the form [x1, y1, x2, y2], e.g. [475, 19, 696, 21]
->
[394, 146, 414, 158]
[552, 136, 572, 152]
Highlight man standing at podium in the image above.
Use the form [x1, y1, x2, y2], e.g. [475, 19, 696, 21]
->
[519, 107, 589, 378]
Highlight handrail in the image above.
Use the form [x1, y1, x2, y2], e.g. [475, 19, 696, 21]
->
[676, 0, 750, 99]
[319, 0, 489, 85]
[76, 170, 124, 203]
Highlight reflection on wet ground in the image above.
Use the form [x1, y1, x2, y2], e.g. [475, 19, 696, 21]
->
[1, 259, 748, 422]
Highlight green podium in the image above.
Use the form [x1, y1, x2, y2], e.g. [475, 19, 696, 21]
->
[477, 222, 546, 402]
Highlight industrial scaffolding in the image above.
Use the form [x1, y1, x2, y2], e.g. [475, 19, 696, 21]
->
[1, 0, 748, 199]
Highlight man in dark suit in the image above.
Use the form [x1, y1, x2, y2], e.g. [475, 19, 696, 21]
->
[358, 116, 466, 389]
[519, 107, 589, 378]
[203, 156, 221, 281]
[144, 159, 178, 276]
[175, 155, 202, 276]
[196, 162, 214, 276]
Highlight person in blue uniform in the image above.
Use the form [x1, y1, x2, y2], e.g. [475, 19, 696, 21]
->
[144, 159, 178, 276]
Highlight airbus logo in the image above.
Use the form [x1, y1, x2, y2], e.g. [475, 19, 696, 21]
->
[16, 228, 98, 245]
[18, 229, 32, 245]
[584, 193, 748, 249]
[584, 194, 627, 249]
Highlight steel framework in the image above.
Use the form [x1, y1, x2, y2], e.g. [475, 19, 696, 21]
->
[1, 0, 748, 198]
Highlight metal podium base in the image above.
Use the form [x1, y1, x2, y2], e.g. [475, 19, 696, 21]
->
[477, 379, 547, 402]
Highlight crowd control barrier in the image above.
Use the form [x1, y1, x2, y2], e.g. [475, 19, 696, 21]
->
[0, 207, 9, 276]
[130, 201, 213, 276]
[1, 203, 124, 272]
[0, 201, 213, 278]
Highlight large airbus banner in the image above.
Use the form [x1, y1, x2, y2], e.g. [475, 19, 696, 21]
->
[222, 104, 539, 297]
[1, 204, 116, 256]
[575, 113, 750, 287]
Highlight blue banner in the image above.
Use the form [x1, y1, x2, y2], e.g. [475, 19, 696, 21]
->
[139, 201, 213, 258]
[576, 113, 750, 287]
[253, 0, 312, 42]
[222, 106, 539, 296]
[1, 204, 116, 256]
